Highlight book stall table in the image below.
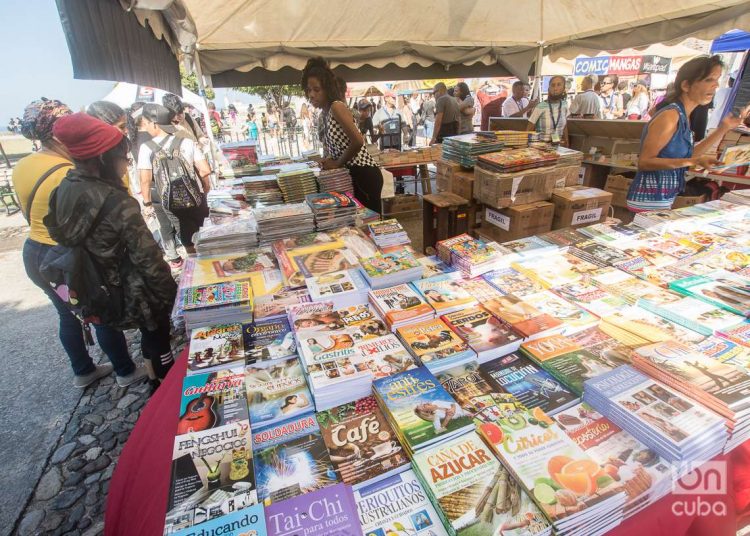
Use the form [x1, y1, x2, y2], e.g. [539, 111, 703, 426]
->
[104, 347, 750, 536]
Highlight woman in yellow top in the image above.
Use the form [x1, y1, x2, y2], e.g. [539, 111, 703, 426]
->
[13, 99, 144, 389]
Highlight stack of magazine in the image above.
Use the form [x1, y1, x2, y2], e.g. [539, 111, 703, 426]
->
[276, 167, 318, 203]
[305, 268, 370, 309]
[441, 306, 522, 363]
[193, 218, 258, 257]
[254, 203, 315, 245]
[242, 174, 284, 207]
[368, 283, 435, 331]
[670, 274, 750, 317]
[316, 168, 353, 193]
[182, 281, 253, 330]
[583, 365, 728, 464]
[441, 132, 504, 168]
[359, 251, 423, 289]
[476, 147, 559, 173]
[412, 273, 479, 315]
[245, 356, 314, 429]
[397, 318, 477, 373]
[187, 324, 247, 375]
[305, 192, 357, 230]
[368, 219, 410, 249]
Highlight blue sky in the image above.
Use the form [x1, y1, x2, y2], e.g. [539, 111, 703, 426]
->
[0, 0, 259, 131]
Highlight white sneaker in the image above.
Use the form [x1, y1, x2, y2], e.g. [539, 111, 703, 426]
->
[116, 365, 149, 388]
[74, 363, 114, 388]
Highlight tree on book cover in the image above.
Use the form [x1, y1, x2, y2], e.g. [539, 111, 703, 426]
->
[373, 367, 473, 451]
[397, 319, 472, 365]
[188, 324, 245, 373]
[166, 422, 257, 532]
[481, 353, 578, 415]
[242, 319, 296, 363]
[442, 307, 521, 353]
[252, 414, 338, 504]
[179, 367, 248, 435]
[245, 358, 313, 427]
[316, 396, 408, 486]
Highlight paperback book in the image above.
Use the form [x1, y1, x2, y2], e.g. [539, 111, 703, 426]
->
[412, 274, 479, 316]
[167, 502, 266, 536]
[441, 306, 522, 362]
[188, 324, 245, 375]
[360, 251, 424, 289]
[456, 277, 505, 302]
[305, 268, 370, 309]
[245, 357, 314, 428]
[242, 318, 296, 363]
[177, 366, 249, 436]
[253, 288, 311, 322]
[482, 267, 545, 298]
[602, 306, 707, 345]
[482, 295, 563, 340]
[552, 281, 630, 319]
[670, 274, 750, 317]
[521, 291, 598, 335]
[638, 295, 744, 336]
[368, 283, 435, 331]
[397, 318, 477, 372]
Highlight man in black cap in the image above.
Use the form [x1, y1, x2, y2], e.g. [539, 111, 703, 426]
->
[137, 103, 211, 254]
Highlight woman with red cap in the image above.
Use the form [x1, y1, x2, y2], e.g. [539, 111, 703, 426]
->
[13, 99, 145, 389]
[44, 112, 177, 387]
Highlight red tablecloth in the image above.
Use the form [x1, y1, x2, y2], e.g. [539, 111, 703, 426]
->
[105, 348, 750, 536]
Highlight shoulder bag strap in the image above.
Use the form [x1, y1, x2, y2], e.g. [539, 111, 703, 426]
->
[85, 193, 125, 242]
[24, 162, 73, 223]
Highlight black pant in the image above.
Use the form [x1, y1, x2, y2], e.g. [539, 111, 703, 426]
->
[170, 197, 209, 247]
[141, 313, 174, 379]
[349, 165, 384, 214]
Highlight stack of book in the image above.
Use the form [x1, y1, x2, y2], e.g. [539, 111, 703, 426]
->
[252, 288, 311, 322]
[478, 402, 627, 536]
[245, 356, 314, 429]
[670, 274, 750, 317]
[412, 273, 478, 315]
[601, 305, 707, 345]
[305, 268, 370, 309]
[182, 281, 253, 330]
[445, 237, 505, 278]
[494, 129, 539, 147]
[187, 323, 246, 374]
[638, 295, 744, 337]
[397, 318, 477, 373]
[305, 192, 357, 230]
[243, 317, 296, 363]
[359, 251, 423, 289]
[476, 147, 558, 173]
[368, 283, 435, 331]
[482, 294, 564, 339]
[193, 218, 259, 257]
[499, 235, 559, 259]
[555, 146, 585, 167]
[254, 203, 315, 246]
[276, 167, 318, 203]
[242, 174, 284, 207]
[316, 168, 353, 193]
[441, 132, 504, 168]
[583, 365, 728, 464]
[412, 430, 552, 536]
[368, 219, 410, 249]
[441, 306, 522, 362]
[632, 340, 750, 452]
[373, 366, 475, 455]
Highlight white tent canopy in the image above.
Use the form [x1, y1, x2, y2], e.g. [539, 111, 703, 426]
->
[101, 82, 208, 114]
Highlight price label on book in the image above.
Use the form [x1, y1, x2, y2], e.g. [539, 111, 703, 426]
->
[571, 207, 602, 225]
[485, 208, 510, 230]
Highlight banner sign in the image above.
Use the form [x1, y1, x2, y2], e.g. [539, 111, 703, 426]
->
[573, 55, 672, 76]
[574, 57, 610, 76]
[640, 55, 672, 74]
[607, 55, 643, 75]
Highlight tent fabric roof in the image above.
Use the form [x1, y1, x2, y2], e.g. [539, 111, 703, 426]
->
[711, 29, 750, 53]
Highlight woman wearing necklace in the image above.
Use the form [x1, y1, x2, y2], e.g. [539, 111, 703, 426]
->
[302, 57, 383, 214]
[627, 55, 750, 213]
[527, 75, 569, 146]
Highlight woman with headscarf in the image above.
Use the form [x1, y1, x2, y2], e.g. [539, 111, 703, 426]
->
[44, 112, 177, 388]
[12, 99, 145, 389]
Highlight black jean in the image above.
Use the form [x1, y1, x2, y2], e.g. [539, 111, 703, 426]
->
[141, 313, 174, 379]
[349, 165, 384, 214]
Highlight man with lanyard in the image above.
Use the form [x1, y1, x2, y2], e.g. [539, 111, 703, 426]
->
[502, 81, 538, 118]
[527, 75, 569, 146]
[599, 76, 624, 119]
[372, 94, 402, 149]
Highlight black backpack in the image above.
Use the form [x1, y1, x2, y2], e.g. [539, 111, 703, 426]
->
[40, 194, 125, 326]
[147, 136, 202, 212]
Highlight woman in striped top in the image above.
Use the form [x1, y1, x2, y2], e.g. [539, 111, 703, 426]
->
[627, 56, 749, 213]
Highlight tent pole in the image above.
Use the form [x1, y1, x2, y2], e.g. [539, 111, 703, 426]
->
[533, 43, 544, 100]
[193, 50, 220, 187]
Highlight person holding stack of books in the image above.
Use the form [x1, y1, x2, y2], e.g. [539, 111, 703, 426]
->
[302, 57, 384, 214]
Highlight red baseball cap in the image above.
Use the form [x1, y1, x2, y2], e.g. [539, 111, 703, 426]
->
[53, 112, 124, 160]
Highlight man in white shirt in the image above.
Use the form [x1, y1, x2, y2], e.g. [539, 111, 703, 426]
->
[502, 81, 538, 118]
[137, 103, 211, 254]
[598, 76, 624, 119]
[569, 75, 603, 119]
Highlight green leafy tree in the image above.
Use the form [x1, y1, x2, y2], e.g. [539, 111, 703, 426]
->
[180, 67, 215, 100]
[233, 85, 305, 111]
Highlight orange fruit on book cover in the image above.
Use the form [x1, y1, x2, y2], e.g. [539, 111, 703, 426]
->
[554, 471, 594, 496]
[479, 422, 504, 445]
[548, 455, 573, 477]
[532, 406, 554, 425]
[561, 459, 600, 477]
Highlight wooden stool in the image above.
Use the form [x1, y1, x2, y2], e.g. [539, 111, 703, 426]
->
[422, 192, 470, 253]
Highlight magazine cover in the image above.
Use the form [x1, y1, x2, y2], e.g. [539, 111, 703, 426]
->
[552, 403, 674, 514]
[328, 226, 380, 260]
[477, 406, 626, 526]
[272, 235, 345, 287]
[191, 250, 278, 285]
[182, 281, 252, 311]
[697, 336, 750, 373]
[252, 414, 338, 504]
[591, 267, 681, 305]
[670, 274, 750, 316]
[316, 396, 409, 487]
[360, 251, 422, 278]
[245, 357, 314, 428]
[178, 366, 248, 435]
[457, 277, 505, 302]
[293, 248, 361, 279]
[441, 306, 522, 355]
[412, 274, 477, 315]
[412, 431, 551, 536]
[166, 421, 257, 532]
[373, 367, 474, 452]
[351, 334, 418, 379]
[552, 281, 630, 319]
[480, 353, 579, 415]
[512, 254, 598, 289]
[569, 240, 633, 267]
[369, 284, 434, 326]
[188, 324, 245, 374]
[265, 482, 362, 536]
[567, 326, 636, 366]
[396, 318, 475, 367]
[482, 267, 545, 298]
[166, 502, 266, 536]
[291, 303, 388, 336]
[306, 268, 368, 300]
[242, 318, 296, 363]
[253, 288, 311, 322]
[354, 469, 450, 536]
[522, 291, 598, 334]
[418, 255, 458, 278]
[483, 295, 563, 338]
[602, 306, 706, 344]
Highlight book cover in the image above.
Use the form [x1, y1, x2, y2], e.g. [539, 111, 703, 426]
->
[697, 336, 750, 373]
[670, 274, 750, 316]
[373, 367, 473, 452]
[522, 291, 597, 334]
[360, 252, 422, 278]
[245, 357, 314, 428]
[369, 284, 434, 326]
[512, 254, 598, 289]
[183, 281, 252, 311]
[350, 334, 418, 379]
[178, 366, 249, 435]
[192, 250, 278, 285]
[441, 306, 522, 355]
[166, 422, 257, 532]
[717, 322, 750, 348]
[552, 281, 629, 319]
[412, 431, 550, 536]
[252, 414, 338, 504]
[291, 303, 389, 337]
[396, 318, 475, 367]
[253, 289, 311, 322]
[569, 240, 633, 267]
[477, 406, 625, 525]
[481, 353, 579, 415]
[354, 469, 450, 536]
[316, 396, 408, 487]
[166, 502, 267, 536]
[591, 267, 681, 305]
[292, 248, 360, 280]
[243, 319, 297, 363]
[482, 267, 545, 298]
[272, 236, 345, 287]
[419, 255, 458, 278]
[483, 295, 563, 338]
[457, 277, 505, 302]
[412, 274, 478, 314]
[602, 307, 706, 344]
[188, 324, 245, 374]
[567, 326, 635, 367]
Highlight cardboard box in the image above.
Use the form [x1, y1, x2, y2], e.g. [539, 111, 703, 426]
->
[382, 194, 421, 215]
[551, 186, 612, 229]
[578, 163, 609, 189]
[604, 174, 634, 208]
[474, 166, 558, 208]
[452, 170, 475, 200]
[481, 201, 554, 242]
[555, 165, 584, 188]
[672, 194, 706, 209]
[436, 173, 453, 193]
